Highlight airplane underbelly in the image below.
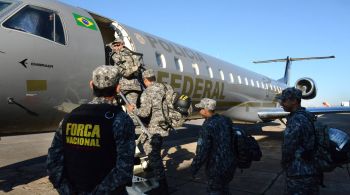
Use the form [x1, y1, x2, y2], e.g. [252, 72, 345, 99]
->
[0, 103, 65, 135]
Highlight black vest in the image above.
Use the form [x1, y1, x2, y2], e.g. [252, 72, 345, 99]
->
[62, 104, 122, 192]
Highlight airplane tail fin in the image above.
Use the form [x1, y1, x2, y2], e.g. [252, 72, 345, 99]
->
[278, 57, 291, 85]
[253, 56, 335, 86]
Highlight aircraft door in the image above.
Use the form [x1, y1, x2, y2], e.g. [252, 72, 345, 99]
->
[86, 13, 136, 65]
[111, 22, 136, 51]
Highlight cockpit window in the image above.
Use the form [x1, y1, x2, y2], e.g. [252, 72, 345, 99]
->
[54, 14, 65, 44]
[0, 2, 10, 12]
[3, 5, 66, 44]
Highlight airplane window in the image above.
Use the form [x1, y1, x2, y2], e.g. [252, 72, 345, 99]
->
[219, 69, 225, 81]
[245, 77, 249, 85]
[251, 79, 255, 87]
[229, 73, 234, 83]
[192, 63, 199, 75]
[238, 76, 242, 84]
[55, 14, 66, 44]
[156, 53, 166, 68]
[3, 5, 66, 44]
[207, 66, 213, 78]
[256, 81, 260, 88]
[0, 2, 10, 12]
[174, 57, 183, 72]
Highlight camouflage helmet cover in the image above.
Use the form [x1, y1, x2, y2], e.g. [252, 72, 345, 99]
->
[195, 98, 216, 111]
[92, 65, 120, 88]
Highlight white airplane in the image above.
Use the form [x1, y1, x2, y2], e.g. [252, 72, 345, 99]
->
[1, 0, 350, 136]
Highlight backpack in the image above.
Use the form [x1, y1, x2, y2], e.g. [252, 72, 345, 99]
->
[232, 127, 262, 169]
[312, 120, 336, 172]
[313, 119, 350, 172]
[328, 128, 350, 165]
[159, 83, 192, 130]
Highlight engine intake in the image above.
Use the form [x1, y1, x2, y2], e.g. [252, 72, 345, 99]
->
[295, 78, 317, 99]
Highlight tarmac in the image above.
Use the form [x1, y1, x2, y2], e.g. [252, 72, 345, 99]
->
[1, 113, 350, 194]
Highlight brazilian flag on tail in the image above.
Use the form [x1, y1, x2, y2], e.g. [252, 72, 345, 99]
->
[73, 13, 97, 31]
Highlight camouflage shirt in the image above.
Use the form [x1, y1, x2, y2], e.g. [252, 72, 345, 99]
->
[112, 48, 142, 92]
[282, 107, 318, 177]
[133, 82, 169, 136]
[47, 97, 135, 194]
[191, 114, 235, 178]
[112, 47, 141, 78]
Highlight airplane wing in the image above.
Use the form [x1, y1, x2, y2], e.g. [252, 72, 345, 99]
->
[258, 107, 350, 121]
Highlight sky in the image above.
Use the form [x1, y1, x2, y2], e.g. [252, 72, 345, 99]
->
[61, 0, 350, 107]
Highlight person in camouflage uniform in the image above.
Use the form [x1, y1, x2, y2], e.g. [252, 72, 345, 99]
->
[127, 69, 169, 194]
[47, 65, 135, 195]
[190, 98, 236, 195]
[163, 84, 193, 128]
[111, 37, 142, 125]
[277, 87, 319, 195]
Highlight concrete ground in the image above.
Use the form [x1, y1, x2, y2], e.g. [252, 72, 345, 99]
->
[1, 113, 350, 194]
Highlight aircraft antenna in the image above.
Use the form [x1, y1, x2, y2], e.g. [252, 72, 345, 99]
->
[252, 56, 335, 85]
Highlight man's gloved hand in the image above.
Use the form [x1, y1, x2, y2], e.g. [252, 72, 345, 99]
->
[126, 104, 135, 113]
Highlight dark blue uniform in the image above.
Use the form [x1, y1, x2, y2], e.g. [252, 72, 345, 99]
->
[47, 97, 135, 194]
[282, 107, 319, 195]
[191, 114, 236, 194]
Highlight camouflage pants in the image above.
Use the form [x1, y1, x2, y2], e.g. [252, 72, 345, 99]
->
[206, 165, 235, 195]
[124, 92, 139, 125]
[285, 176, 319, 195]
[140, 133, 165, 180]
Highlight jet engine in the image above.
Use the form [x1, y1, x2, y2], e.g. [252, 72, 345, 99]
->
[295, 77, 317, 99]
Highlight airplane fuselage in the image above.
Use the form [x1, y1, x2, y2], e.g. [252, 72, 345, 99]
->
[0, 0, 286, 135]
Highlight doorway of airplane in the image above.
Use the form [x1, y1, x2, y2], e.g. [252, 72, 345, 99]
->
[88, 12, 136, 65]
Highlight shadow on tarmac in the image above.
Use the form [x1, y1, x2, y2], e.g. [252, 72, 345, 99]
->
[0, 155, 48, 192]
